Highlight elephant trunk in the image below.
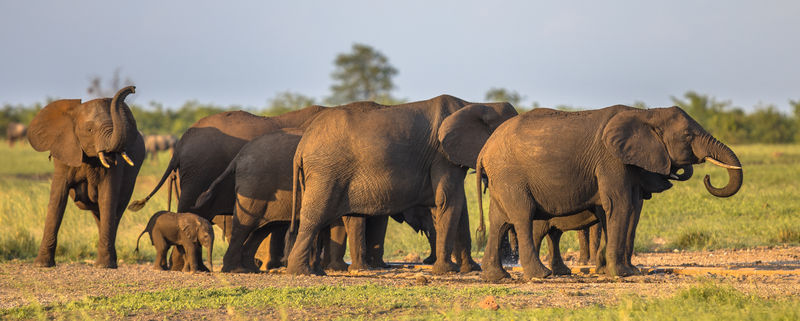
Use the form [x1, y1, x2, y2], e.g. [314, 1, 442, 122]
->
[671, 164, 693, 181]
[105, 86, 136, 153]
[694, 134, 743, 197]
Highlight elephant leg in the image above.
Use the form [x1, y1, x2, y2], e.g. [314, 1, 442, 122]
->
[422, 214, 437, 265]
[222, 195, 265, 273]
[589, 223, 601, 266]
[34, 170, 70, 267]
[183, 242, 202, 272]
[480, 199, 512, 281]
[577, 227, 591, 265]
[344, 216, 368, 271]
[287, 211, 328, 276]
[624, 198, 644, 274]
[514, 215, 552, 280]
[152, 231, 169, 270]
[170, 246, 185, 271]
[601, 198, 638, 277]
[311, 225, 329, 275]
[266, 224, 288, 270]
[95, 166, 123, 268]
[547, 229, 571, 276]
[323, 219, 348, 271]
[430, 169, 465, 275]
[454, 207, 480, 273]
[365, 215, 389, 269]
[240, 224, 270, 272]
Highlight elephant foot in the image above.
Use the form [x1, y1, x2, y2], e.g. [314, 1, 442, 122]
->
[287, 263, 312, 276]
[325, 260, 349, 271]
[221, 263, 259, 273]
[422, 255, 436, 265]
[523, 264, 552, 280]
[347, 262, 370, 272]
[604, 263, 637, 277]
[577, 257, 590, 266]
[266, 259, 284, 270]
[459, 259, 482, 273]
[551, 262, 572, 276]
[431, 260, 458, 275]
[368, 260, 390, 269]
[312, 264, 327, 276]
[94, 257, 118, 269]
[34, 255, 55, 268]
[152, 264, 168, 271]
[480, 266, 511, 282]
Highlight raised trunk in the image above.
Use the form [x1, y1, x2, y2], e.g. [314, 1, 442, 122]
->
[695, 134, 743, 197]
[106, 86, 136, 152]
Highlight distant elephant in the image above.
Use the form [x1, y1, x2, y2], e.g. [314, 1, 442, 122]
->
[288, 95, 518, 275]
[6, 122, 27, 147]
[477, 105, 742, 280]
[135, 211, 214, 272]
[144, 134, 177, 161]
[128, 106, 335, 269]
[27, 86, 145, 268]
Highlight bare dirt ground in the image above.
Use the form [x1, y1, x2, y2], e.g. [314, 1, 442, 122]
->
[1, 246, 798, 319]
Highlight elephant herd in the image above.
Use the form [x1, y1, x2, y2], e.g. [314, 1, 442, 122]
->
[26, 87, 743, 280]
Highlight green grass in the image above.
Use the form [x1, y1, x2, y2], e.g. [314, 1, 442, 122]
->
[1, 144, 800, 263]
[3, 282, 797, 320]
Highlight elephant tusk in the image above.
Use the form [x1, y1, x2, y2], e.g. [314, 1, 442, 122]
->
[121, 152, 135, 166]
[704, 157, 742, 170]
[98, 152, 111, 168]
[670, 173, 679, 180]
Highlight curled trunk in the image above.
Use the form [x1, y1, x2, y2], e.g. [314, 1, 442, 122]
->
[695, 134, 743, 197]
[105, 86, 136, 152]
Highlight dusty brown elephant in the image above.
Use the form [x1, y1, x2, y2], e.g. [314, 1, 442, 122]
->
[6, 122, 27, 147]
[477, 105, 742, 280]
[135, 211, 214, 272]
[287, 95, 518, 276]
[27, 86, 145, 268]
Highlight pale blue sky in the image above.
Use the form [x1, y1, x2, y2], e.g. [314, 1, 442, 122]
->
[1, 1, 798, 111]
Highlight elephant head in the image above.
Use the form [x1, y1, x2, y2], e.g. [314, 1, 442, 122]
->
[179, 215, 215, 272]
[28, 86, 138, 168]
[602, 106, 742, 197]
[438, 102, 519, 169]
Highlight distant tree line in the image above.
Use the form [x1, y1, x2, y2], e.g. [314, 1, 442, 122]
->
[2, 43, 799, 144]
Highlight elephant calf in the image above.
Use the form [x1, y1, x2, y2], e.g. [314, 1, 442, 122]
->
[136, 211, 214, 272]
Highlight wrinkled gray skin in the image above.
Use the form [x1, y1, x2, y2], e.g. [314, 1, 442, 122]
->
[288, 95, 518, 276]
[478, 105, 742, 280]
[27, 87, 145, 268]
[6, 122, 27, 147]
[128, 106, 338, 270]
[135, 211, 214, 272]
[144, 134, 177, 161]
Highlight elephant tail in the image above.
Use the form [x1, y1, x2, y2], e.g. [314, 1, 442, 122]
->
[194, 158, 236, 209]
[128, 152, 180, 211]
[475, 155, 487, 249]
[289, 155, 304, 235]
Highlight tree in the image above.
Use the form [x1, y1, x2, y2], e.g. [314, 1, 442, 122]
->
[87, 68, 134, 98]
[484, 88, 523, 107]
[792, 99, 800, 142]
[327, 43, 398, 105]
[265, 91, 317, 116]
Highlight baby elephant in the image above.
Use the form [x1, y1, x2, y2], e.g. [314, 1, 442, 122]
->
[136, 211, 214, 272]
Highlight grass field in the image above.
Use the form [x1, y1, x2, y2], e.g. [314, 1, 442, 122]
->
[1, 143, 800, 263]
[1, 143, 799, 320]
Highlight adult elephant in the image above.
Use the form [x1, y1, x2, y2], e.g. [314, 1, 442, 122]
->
[287, 95, 518, 275]
[144, 134, 177, 161]
[6, 122, 28, 147]
[477, 105, 741, 280]
[27, 86, 145, 268]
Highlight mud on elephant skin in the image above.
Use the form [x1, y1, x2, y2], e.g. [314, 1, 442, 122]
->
[287, 95, 518, 276]
[135, 211, 214, 272]
[27, 86, 145, 268]
[477, 105, 742, 281]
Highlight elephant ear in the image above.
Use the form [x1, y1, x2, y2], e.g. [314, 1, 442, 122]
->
[28, 99, 84, 167]
[438, 103, 517, 168]
[178, 216, 200, 243]
[602, 110, 671, 175]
